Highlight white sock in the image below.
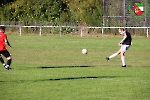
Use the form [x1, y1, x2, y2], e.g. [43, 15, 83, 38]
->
[5, 65, 9, 68]
[109, 53, 118, 59]
[121, 56, 126, 66]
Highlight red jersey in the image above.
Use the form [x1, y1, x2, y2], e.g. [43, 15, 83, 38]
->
[0, 32, 7, 51]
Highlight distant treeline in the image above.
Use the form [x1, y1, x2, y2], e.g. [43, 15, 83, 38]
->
[0, 0, 103, 26]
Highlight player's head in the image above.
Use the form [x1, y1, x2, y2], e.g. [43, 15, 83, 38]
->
[0, 26, 5, 33]
[118, 28, 125, 35]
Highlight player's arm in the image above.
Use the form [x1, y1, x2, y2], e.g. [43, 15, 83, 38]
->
[6, 40, 12, 48]
[118, 33, 127, 46]
[4, 37, 12, 48]
[5, 34, 12, 48]
[120, 34, 127, 44]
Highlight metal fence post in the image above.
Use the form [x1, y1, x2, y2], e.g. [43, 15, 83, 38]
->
[147, 27, 149, 38]
[39, 26, 42, 36]
[59, 27, 62, 36]
[19, 26, 22, 36]
[80, 27, 83, 37]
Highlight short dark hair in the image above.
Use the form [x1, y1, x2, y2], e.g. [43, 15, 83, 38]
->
[0, 26, 5, 32]
[119, 28, 125, 31]
[0, 26, 5, 30]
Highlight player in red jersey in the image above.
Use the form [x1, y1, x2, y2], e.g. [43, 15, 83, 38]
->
[0, 26, 12, 70]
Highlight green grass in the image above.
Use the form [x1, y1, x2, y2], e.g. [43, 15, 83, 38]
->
[0, 35, 150, 100]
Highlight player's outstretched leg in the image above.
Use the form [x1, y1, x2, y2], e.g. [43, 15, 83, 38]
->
[106, 52, 118, 61]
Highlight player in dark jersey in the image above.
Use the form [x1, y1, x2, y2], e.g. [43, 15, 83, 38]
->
[106, 28, 132, 67]
[0, 26, 12, 70]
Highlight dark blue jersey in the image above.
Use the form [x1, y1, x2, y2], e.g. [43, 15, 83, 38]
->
[122, 31, 132, 45]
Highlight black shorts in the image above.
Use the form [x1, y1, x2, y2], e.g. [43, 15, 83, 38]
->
[0, 50, 11, 58]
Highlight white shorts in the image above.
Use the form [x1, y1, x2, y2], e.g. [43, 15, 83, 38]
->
[120, 45, 130, 52]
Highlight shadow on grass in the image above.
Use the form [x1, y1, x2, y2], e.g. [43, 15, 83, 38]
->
[39, 66, 94, 69]
[49, 76, 118, 81]
[0, 76, 119, 83]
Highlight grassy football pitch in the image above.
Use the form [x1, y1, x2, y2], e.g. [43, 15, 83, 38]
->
[0, 35, 150, 100]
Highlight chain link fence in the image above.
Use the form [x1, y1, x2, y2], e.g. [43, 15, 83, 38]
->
[102, 0, 150, 35]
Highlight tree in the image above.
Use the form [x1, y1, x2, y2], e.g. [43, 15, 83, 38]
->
[0, 0, 103, 26]
[62, 0, 103, 26]
[0, 0, 15, 6]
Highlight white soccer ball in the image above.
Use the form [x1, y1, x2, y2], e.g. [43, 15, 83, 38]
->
[82, 49, 88, 54]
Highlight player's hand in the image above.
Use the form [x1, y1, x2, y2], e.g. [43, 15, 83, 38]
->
[118, 43, 122, 46]
[9, 46, 12, 48]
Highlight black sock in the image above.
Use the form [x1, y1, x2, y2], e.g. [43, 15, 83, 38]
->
[0, 56, 5, 65]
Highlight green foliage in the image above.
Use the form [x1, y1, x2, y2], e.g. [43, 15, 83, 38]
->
[0, 0, 65, 23]
[62, 0, 102, 26]
[0, 0, 15, 6]
[0, 0, 103, 26]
